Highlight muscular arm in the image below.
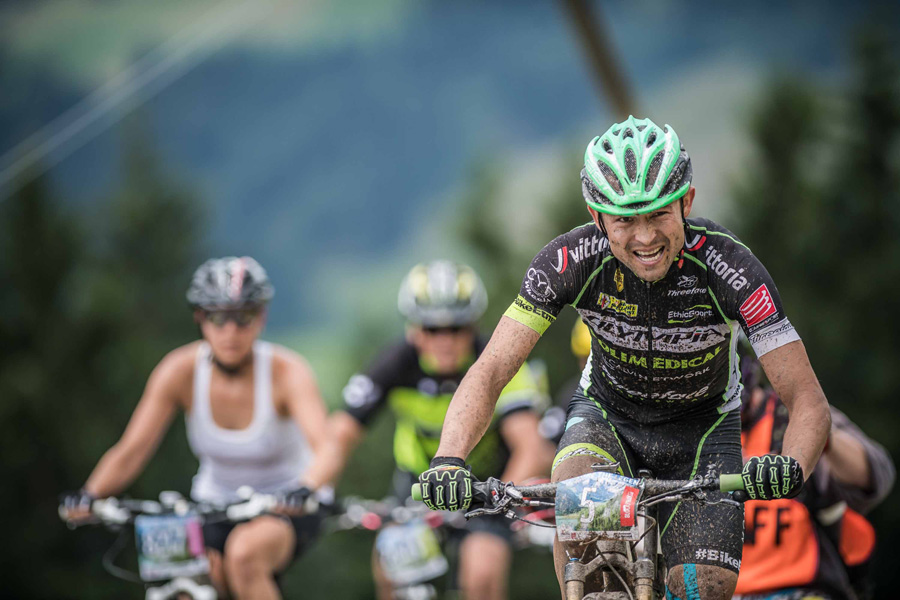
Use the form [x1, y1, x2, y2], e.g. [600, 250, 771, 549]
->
[498, 410, 555, 483]
[84, 352, 184, 497]
[759, 340, 831, 479]
[436, 317, 541, 460]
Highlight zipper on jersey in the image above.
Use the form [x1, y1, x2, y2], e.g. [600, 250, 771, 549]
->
[646, 281, 653, 401]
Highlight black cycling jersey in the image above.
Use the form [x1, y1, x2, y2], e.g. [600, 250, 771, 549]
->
[505, 218, 800, 424]
[341, 337, 542, 480]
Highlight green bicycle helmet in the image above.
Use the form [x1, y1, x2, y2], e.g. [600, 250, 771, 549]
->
[581, 115, 692, 216]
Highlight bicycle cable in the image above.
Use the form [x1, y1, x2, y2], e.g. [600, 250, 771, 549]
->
[102, 528, 144, 584]
[596, 549, 635, 600]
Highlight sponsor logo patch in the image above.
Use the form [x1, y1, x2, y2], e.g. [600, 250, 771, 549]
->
[740, 284, 776, 327]
[614, 268, 624, 292]
[513, 296, 556, 323]
[694, 548, 741, 570]
[677, 275, 698, 288]
[551, 247, 569, 274]
[597, 293, 638, 318]
[620, 486, 639, 527]
[704, 247, 749, 291]
[525, 268, 557, 302]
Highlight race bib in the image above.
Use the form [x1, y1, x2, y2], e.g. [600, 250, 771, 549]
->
[375, 520, 448, 586]
[134, 514, 209, 581]
[555, 471, 644, 541]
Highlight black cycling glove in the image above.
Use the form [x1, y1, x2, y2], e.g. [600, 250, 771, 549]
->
[418, 456, 473, 511]
[741, 454, 804, 500]
[276, 486, 313, 512]
[59, 489, 95, 518]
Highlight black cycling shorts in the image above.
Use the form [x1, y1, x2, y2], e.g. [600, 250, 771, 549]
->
[203, 512, 322, 566]
[553, 393, 744, 574]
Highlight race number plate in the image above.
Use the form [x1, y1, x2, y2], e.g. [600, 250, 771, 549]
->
[375, 520, 448, 586]
[134, 514, 209, 581]
[555, 471, 644, 541]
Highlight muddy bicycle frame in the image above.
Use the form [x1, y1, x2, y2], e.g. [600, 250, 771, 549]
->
[413, 465, 745, 600]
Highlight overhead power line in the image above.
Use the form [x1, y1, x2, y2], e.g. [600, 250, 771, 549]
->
[0, 1, 274, 200]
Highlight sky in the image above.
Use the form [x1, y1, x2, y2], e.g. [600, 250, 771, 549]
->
[1, 0, 893, 332]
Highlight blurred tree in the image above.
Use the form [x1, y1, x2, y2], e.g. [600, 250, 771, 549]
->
[733, 27, 900, 596]
[0, 116, 206, 598]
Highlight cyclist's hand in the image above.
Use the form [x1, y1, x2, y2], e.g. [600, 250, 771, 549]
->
[274, 486, 313, 516]
[59, 489, 95, 523]
[741, 454, 804, 500]
[418, 457, 473, 511]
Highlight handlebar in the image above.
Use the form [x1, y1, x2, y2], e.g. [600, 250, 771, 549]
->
[60, 489, 285, 528]
[411, 473, 746, 505]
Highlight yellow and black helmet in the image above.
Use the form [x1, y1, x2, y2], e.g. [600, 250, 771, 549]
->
[398, 261, 488, 327]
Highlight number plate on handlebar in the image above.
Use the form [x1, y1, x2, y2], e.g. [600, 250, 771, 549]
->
[375, 519, 448, 586]
[134, 514, 209, 581]
[555, 471, 644, 542]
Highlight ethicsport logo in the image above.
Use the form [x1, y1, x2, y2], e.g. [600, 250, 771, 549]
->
[740, 284, 776, 328]
[525, 268, 556, 302]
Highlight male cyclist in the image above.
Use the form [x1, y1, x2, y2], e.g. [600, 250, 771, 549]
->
[736, 352, 895, 600]
[418, 117, 831, 600]
[60, 257, 331, 600]
[322, 260, 554, 600]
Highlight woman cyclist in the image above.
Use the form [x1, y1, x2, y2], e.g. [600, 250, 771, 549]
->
[60, 256, 331, 600]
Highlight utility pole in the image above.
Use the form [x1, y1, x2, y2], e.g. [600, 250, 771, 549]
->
[561, 0, 637, 119]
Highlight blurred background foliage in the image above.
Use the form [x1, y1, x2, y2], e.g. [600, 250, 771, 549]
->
[1, 3, 898, 599]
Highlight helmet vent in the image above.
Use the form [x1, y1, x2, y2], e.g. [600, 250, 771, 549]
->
[637, 124, 646, 131]
[660, 157, 690, 197]
[645, 152, 664, 191]
[623, 128, 634, 139]
[583, 178, 613, 206]
[624, 149, 637, 182]
[597, 162, 624, 194]
[602, 140, 613, 154]
[646, 131, 657, 146]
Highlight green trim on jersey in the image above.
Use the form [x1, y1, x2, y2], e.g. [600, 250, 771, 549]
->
[573, 255, 614, 305]
[504, 295, 556, 335]
[687, 223, 750, 251]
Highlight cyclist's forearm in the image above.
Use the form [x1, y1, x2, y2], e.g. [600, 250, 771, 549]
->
[437, 361, 504, 459]
[781, 389, 831, 479]
[307, 412, 363, 487]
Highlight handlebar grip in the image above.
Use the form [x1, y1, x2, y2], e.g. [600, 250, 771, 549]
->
[719, 473, 745, 492]
[411, 484, 423, 502]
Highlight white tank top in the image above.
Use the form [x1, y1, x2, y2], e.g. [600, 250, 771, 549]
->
[186, 341, 312, 504]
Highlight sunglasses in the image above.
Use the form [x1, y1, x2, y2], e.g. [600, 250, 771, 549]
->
[422, 325, 468, 335]
[204, 309, 261, 328]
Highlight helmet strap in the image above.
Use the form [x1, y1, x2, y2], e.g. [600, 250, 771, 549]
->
[678, 197, 689, 269]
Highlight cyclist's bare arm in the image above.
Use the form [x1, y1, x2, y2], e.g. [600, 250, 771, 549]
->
[498, 410, 555, 483]
[83, 346, 191, 497]
[825, 424, 871, 489]
[759, 339, 831, 478]
[314, 411, 365, 487]
[276, 349, 331, 488]
[436, 316, 541, 460]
